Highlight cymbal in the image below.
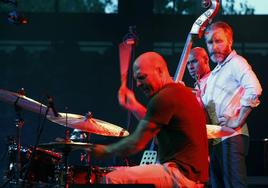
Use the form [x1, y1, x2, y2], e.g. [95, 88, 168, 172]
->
[28, 147, 62, 159]
[38, 141, 93, 152]
[47, 112, 129, 137]
[206, 124, 235, 139]
[0, 89, 54, 116]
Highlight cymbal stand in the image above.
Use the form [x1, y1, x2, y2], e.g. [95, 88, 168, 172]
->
[86, 132, 91, 165]
[63, 110, 70, 188]
[13, 95, 24, 182]
[84, 112, 92, 166]
[0, 94, 25, 188]
[61, 148, 73, 188]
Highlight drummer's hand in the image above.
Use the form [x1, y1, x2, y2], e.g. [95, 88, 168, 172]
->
[118, 85, 138, 112]
[178, 80, 185, 86]
[90, 144, 110, 159]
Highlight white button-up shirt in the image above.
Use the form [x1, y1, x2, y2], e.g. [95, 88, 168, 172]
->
[202, 50, 262, 140]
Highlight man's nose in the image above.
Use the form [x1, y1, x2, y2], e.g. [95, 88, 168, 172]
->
[136, 80, 142, 88]
[212, 42, 218, 51]
[189, 63, 195, 69]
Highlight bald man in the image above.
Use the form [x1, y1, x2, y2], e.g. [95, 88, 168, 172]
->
[187, 47, 210, 89]
[187, 47, 211, 107]
[91, 52, 209, 187]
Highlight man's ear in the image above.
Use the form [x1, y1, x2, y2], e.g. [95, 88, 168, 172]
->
[156, 66, 163, 76]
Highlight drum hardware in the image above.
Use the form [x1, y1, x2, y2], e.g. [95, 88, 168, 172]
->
[26, 147, 62, 184]
[70, 129, 92, 166]
[2, 88, 27, 185]
[0, 88, 129, 137]
[3, 144, 62, 187]
[21, 94, 60, 186]
[38, 141, 94, 187]
[0, 88, 55, 117]
[0, 88, 63, 187]
[0, 88, 130, 186]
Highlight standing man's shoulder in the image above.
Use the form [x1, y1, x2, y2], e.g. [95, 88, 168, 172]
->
[228, 51, 253, 74]
[230, 51, 251, 68]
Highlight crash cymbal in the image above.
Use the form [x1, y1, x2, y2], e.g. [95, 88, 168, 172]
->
[206, 124, 235, 139]
[38, 141, 93, 152]
[0, 89, 55, 116]
[47, 112, 129, 137]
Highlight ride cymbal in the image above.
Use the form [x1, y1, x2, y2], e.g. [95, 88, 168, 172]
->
[47, 112, 129, 137]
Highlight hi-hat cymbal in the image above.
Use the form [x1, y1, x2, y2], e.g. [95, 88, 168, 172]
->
[38, 141, 93, 152]
[206, 124, 235, 139]
[0, 89, 54, 116]
[47, 112, 129, 137]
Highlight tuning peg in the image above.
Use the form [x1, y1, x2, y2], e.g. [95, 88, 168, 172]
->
[202, 0, 211, 8]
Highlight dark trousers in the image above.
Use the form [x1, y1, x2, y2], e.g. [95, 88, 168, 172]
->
[210, 135, 249, 188]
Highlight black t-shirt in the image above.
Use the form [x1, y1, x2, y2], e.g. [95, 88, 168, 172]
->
[144, 83, 208, 182]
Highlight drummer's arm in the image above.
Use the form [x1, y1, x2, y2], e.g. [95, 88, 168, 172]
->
[130, 103, 146, 120]
[118, 85, 147, 120]
[92, 120, 159, 158]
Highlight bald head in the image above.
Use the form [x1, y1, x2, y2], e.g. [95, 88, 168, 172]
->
[133, 52, 173, 97]
[134, 52, 169, 72]
[190, 47, 209, 62]
[187, 47, 210, 80]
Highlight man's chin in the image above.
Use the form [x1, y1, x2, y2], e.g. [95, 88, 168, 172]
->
[211, 56, 225, 64]
[143, 90, 153, 97]
[189, 73, 196, 79]
[144, 92, 152, 97]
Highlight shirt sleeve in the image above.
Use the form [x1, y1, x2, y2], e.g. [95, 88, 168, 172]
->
[144, 90, 175, 126]
[231, 56, 262, 107]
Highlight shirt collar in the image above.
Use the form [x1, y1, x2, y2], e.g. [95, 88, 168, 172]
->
[212, 50, 237, 74]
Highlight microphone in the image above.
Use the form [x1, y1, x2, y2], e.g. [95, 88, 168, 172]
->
[47, 95, 59, 117]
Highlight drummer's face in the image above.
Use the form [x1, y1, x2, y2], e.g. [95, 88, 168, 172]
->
[133, 61, 162, 97]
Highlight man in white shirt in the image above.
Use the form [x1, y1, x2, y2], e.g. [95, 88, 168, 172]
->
[203, 21, 262, 188]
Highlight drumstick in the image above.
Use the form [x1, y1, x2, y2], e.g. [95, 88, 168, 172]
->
[119, 42, 132, 87]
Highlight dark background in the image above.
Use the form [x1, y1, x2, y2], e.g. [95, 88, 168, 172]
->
[0, 0, 267, 180]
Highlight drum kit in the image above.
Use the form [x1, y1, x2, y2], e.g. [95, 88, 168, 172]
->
[0, 88, 130, 187]
[0, 88, 235, 187]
